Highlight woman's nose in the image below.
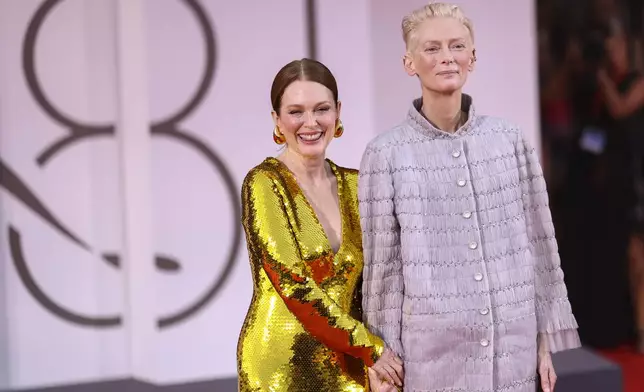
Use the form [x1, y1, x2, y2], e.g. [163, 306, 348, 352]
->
[440, 51, 455, 64]
[436, 46, 454, 63]
[304, 112, 317, 126]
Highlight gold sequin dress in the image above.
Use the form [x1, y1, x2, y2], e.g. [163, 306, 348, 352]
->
[237, 157, 384, 392]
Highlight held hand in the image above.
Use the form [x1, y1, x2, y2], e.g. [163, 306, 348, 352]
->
[368, 368, 399, 391]
[538, 350, 557, 392]
[371, 349, 404, 387]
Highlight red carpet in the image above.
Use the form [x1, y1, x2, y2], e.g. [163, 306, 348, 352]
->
[598, 346, 644, 392]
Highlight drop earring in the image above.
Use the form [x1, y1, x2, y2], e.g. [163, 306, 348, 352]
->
[273, 126, 285, 145]
[334, 120, 344, 138]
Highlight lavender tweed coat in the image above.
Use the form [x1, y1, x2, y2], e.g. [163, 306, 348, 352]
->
[358, 95, 580, 392]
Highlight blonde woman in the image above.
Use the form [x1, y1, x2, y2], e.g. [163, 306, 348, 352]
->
[359, 3, 581, 392]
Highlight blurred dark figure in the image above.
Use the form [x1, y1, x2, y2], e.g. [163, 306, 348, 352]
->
[540, 31, 584, 197]
[596, 31, 644, 353]
[561, 27, 644, 350]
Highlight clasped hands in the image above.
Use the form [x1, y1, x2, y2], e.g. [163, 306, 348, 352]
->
[367, 342, 555, 392]
[368, 349, 404, 391]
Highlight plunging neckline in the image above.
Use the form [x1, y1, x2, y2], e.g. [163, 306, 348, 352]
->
[267, 157, 345, 256]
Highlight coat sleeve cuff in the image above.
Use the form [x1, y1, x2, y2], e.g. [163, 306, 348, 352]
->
[539, 329, 582, 353]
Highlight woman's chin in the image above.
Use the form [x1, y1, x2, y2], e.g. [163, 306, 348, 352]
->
[296, 142, 327, 158]
[437, 84, 463, 94]
[426, 79, 466, 94]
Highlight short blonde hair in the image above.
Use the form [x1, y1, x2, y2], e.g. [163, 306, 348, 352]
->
[402, 2, 474, 49]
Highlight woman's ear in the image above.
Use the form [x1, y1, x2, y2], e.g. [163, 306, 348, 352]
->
[271, 110, 279, 127]
[469, 48, 477, 72]
[403, 52, 416, 76]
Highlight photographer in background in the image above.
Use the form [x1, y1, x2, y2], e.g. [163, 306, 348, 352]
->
[596, 30, 644, 353]
[561, 25, 640, 350]
[537, 0, 644, 354]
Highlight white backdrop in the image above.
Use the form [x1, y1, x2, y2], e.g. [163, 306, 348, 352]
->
[0, 0, 538, 389]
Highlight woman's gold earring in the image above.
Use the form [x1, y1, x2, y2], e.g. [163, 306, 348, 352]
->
[334, 120, 344, 138]
[273, 126, 286, 145]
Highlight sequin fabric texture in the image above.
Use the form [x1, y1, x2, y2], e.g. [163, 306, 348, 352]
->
[238, 157, 385, 392]
[359, 95, 581, 392]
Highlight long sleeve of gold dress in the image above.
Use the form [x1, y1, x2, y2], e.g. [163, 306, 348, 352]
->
[237, 157, 385, 392]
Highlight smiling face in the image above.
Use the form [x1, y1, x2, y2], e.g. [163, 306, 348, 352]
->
[403, 16, 475, 95]
[272, 80, 340, 159]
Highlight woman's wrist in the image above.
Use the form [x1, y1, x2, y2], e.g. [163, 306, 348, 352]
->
[537, 333, 550, 355]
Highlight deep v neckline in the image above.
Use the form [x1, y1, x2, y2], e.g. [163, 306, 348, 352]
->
[268, 157, 345, 255]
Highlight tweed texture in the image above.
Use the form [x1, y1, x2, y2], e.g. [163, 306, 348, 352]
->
[359, 96, 580, 392]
